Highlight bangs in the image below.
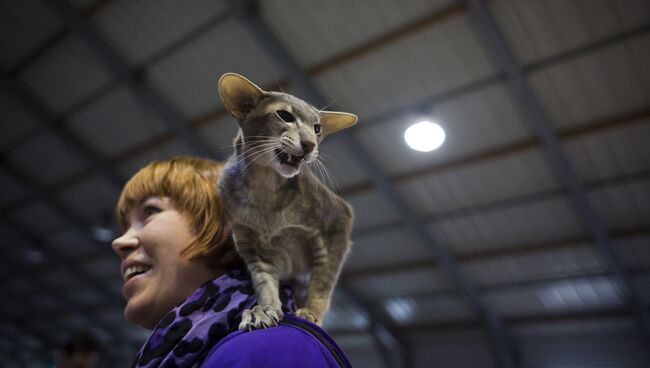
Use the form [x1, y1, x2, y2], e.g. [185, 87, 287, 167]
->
[115, 157, 231, 260]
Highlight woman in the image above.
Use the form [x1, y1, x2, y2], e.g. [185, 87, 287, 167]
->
[112, 156, 352, 367]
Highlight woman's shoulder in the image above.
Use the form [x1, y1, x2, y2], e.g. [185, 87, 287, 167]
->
[201, 315, 349, 368]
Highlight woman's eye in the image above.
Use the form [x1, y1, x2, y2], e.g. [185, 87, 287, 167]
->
[276, 110, 295, 122]
[314, 124, 322, 134]
[143, 205, 161, 218]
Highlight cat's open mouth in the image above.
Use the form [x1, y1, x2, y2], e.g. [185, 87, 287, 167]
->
[275, 149, 303, 167]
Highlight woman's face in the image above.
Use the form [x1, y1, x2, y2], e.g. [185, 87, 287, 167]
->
[112, 196, 221, 329]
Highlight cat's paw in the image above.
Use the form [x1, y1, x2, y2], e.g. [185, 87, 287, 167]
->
[238, 305, 283, 330]
[295, 308, 319, 324]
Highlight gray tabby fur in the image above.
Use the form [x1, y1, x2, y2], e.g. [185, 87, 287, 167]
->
[216, 73, 356, 329]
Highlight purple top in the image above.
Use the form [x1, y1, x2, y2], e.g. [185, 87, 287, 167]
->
[202, 314, 352, 367]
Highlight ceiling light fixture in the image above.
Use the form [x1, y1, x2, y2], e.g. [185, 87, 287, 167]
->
[404, 120, 445, 152]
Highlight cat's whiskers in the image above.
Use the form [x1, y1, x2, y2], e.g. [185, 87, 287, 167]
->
[241, 145, 282, 172]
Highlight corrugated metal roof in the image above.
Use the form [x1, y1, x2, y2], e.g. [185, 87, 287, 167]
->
[148, 19, 280, 118]
[588, 177, 650, 230]
[529, 33, 650, 130]
[69, 85, 171, 157]
[0, 90, 41, 150]
[351, 267, 454, 299]
[0, 168, 28, 207]
[345, 227, 432, 271]
[115, 138, 195, 177]
[314, 14, 497, 119]
[617, 233, 650, 271]
[345, 189, 401, 229]
[398, 148, 559, 216]
[386, 294, 474, 324]
[429, 197, 583, 255]
[90, 0, 228, 66]
[7, 131, 90, 185]
[485, 275, 625, 317]
[565, 118, 650, 182]
[0, 1, 63, 67]
[492, 0, 650, 64]
[47, 228, 100, 257]
[461, 244, 606, 287]
[17, 35, 114, 113]
[262, 0, 454, 67]
[355, 82, 531, 176]
[56, 173, 120, 218]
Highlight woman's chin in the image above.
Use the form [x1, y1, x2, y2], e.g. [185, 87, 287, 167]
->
[124, 297, 158, 330]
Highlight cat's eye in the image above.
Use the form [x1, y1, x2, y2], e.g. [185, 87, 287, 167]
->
[314, 124, 322, 134]
[276, 110, 295, 123]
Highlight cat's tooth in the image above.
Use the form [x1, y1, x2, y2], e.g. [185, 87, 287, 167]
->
[288, 154, 292, 162]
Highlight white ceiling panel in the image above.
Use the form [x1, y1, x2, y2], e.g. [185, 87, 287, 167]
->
[91, 0, 227, 66]
[18, 35, 113, 113]
[68, 86, 171, 157]
[398, 148, 559, 216]
[345, 227, 433, 272]
[429, 197, 583, 255]
[314, 14, 497, 119]
[564, 119, 650, 183]
[492, 0, 650, 64]
[148, 19, 280, 118]
[0, 0, 63, 67]
[262, 0, 454, 67]
[7, 131, 90, 185]
[529, 34, 650, 130]
[344, 190, 401, 229]
[354, 82, 530, 176]
[588, 177, 650, 230]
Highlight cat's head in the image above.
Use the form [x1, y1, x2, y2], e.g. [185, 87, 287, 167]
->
[218, 73, 357, 178]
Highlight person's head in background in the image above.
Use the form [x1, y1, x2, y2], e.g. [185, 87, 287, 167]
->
[112, 156, 240, 329]
[58, 330, 99, 368]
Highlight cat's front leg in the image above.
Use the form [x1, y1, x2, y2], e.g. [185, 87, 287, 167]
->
[233, 227, 284, 330]
[296, 234, 349, 325]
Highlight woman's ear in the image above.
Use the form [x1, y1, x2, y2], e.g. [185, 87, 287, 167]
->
[218, 73, 265, 121]
[319, 111, 358, 135]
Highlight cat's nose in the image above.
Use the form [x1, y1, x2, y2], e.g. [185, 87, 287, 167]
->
[301, 140, 315, 155]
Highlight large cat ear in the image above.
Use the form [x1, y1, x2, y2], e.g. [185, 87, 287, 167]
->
[319, 111, 358, 135]
[218, 73, 265, 121]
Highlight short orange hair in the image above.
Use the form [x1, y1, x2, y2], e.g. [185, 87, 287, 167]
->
[116, 156, 236, 264]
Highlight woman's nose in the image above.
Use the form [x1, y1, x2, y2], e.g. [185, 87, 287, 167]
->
[111, 229, 139, 258]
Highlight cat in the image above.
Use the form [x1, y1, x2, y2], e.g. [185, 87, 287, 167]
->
[216, 72, 357, 329]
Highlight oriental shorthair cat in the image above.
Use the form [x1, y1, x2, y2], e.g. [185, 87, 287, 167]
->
[217, 73, 357, 330]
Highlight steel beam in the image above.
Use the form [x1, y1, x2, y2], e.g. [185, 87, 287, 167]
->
[463, 0, 650, 354]
[229, 1, 517, 367]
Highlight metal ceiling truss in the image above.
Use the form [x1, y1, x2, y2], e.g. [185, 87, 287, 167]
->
[463, 0, 650, 355]
[229, 0, 518, 367]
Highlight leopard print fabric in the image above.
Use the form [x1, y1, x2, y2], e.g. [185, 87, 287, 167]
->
[132, 267, 295, 368]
